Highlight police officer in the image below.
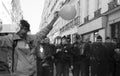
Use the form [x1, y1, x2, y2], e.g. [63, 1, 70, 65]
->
[104, 37, 115, 76]
[81, 40, 91, 76]
[55, 36, 72, 76]
[36, 37, 56, 76]
[90, 35, 106, 76]
[113, 38, 120, 76]
[54, 36, 62, 76]
[71, 34, 83, 76]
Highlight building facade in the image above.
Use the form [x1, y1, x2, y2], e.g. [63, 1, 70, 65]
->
[11, 0, 23, 24]
[0, 0, 23, 33]
[0, 0, 12, 24]
[41, 0, 120, 43]
[105, 0, 120, 41]
[40, 0, 80, 43]
[77, 0, 120, 42]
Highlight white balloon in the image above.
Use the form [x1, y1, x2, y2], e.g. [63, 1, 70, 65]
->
[59, 4, 76, 20]
[69, 0, 77, 4]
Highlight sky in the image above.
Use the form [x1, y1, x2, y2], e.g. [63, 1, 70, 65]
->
[20, 0, 45, 34]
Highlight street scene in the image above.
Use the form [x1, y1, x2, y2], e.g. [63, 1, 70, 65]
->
[0, 0, 120, 76]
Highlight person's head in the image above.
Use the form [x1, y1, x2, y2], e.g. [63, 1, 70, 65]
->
[112, 37, 117, 44]
[61, 36, 68, 45]
[105, 37, 111, 42]
[54, 36, 62, 46]
[18, 19, 30, 37]
[73, 34, 80, 44]
[66, 35, 71, 44]
[44, 37, 50, 44]
[96, 35, 102, 43]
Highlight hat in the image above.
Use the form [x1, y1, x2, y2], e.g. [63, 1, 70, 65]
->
[20, 20, 30, 31]
[62, 36, 67, 40]
[97, 35, 102, 39]
[105, 37, 110, 40]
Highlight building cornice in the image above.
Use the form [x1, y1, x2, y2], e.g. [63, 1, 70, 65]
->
[103, 6, 120, 16]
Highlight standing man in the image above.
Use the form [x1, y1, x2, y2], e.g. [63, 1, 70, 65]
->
[0, 12, 59, 76]
[104, 37, 116, 76]
[55, 36, 72, 76]
[90, 35, 106, 76]
[36, 37, 56, 76]
[71, 34, 82, 76]
[113, 38, 120, 76]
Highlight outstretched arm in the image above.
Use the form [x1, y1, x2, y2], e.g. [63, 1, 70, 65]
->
[35, 12, 59, 43]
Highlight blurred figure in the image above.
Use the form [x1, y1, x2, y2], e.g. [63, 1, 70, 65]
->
[111, 37, 117, 45]
[54, 36, 62, 47]
[104, 37, 116, 76]
[71, 34, 90, 76]
[81, 40, 91, 76]
[55, 36, 72, 76]
[113, 38, 120, 76]
[36, 37, 56, 76]
[105, 37, 111, 42]
[54, 36, 62, 76]
[71, 34, 81, 76]
[90, 35, 107, 76]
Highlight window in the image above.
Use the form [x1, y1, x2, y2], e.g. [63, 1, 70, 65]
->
[111, 22, 120, 39]
[95, 0, 101, 11]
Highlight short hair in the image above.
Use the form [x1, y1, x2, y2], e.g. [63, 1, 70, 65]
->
[76, 34, 80, 39]
[62, 36, 67, 40]
[112, 37, 117, 40]
[20, 19, 30, 31]
[106, 37, 110, 40]
[97, 35, 102, 39]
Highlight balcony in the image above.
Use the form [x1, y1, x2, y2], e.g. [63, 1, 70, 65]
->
[74, 16, 80, 26]
[108, 1, 118, 10]
[94, 8, 101, 18]
[60, 16, 80, 33]
[84, 16, 89, 23]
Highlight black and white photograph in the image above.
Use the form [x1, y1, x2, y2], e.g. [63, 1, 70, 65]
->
[0, 0, 120, 76]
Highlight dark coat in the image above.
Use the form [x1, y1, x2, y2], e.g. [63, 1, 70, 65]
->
[90, 42, 107, 62]
[54, 44, 73, 65]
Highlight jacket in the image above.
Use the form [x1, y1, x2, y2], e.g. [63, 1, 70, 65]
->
[0, 18, 56, 76]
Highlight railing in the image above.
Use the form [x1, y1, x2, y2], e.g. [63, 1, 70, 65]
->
[108, 1, 118, 10]
[94, 8, 101, 18]
[60, 16, 80, 33]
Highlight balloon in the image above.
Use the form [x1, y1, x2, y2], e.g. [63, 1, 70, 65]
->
[59, 4, 76, 20]
[69, 0, 77, 4]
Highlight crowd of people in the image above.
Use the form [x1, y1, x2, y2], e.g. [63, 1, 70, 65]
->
[37, 34, 120, 76]
[0, 11, 120, 76]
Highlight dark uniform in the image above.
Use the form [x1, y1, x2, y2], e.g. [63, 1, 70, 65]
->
[104, 42, 115, 76]
[82, 42, 90, 76]
[71, 41, 90, 76]
[71, 42, 81, 76]
[54, 44, 72, 76]
[90, 42, 108, 76]
[114, 42, 120, 76]
[36, 43, 56, 76]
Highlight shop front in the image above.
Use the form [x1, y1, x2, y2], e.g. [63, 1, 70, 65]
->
[106, 8, 120, 41]
[78, 17, 106, 42]
[60, 26, 77, 44]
